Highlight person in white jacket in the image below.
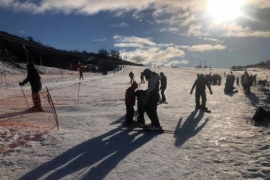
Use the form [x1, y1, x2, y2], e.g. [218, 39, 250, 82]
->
[142, 68, 162, 130]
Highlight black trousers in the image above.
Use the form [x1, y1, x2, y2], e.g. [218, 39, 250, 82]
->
[160, 88, 166, 102]
[125, 105, 134, 122]
[195, 91, 206, 108]
[145, 93, 160, 127]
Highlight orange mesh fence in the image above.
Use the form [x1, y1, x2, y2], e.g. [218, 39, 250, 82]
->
[48, 82, 129, 105]
[0, 89, 58, 153]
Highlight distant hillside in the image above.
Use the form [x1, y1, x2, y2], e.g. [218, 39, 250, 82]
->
[231, 60, 270, 71]
[0, 31, 143, 70]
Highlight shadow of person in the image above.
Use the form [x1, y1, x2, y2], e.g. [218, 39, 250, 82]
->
[174, 109, 209, 147]
[19, 127, 156, 180]
[110, 115, 126, 125]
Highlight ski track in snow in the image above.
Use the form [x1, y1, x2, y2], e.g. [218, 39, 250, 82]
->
[0, 62, 269, 180]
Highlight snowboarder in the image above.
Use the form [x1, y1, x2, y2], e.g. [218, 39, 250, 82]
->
[124, 81, 138, 125]
[190, 74, 213, 111]
[19, 63, 43, 112]
[142, 68, 162, 130]
[159, 72, 167, 103]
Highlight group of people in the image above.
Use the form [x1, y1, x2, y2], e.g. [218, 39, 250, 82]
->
[20, 63, 252, 131]
[125, 69, 167, 130]
[125, 69, 214, 131]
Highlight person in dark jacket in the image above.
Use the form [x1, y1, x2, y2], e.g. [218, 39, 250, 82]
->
[190, 74, 213, 110]
[124, 81, 138, 124]
[79, 68, 84, 80]
[19, 63, 43, 112]
[140, 72, 145, 83]
[143, 68, 162, 130]
[159, 72, 167, 103]
[129, 71, 135, 83]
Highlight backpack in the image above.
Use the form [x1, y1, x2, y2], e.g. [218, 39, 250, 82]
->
[252, 107, 267, 122]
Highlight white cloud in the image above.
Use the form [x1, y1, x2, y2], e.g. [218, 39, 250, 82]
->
[211, 22, 270, 38]
[188, 44, 226, 52]
[109, 22, 129, 28]
[113, 35, 157, 48]
[113, 35, 185, 65]
[93, 38, 106, 42]
[166, 59, 189, 67]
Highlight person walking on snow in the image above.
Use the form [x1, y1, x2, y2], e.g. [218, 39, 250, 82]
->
[159, 72, 167, 103]
[140, 72, 145, 83]
[143, 68, 162, 130]
[129, 71, 135, 83]
[79, 68, 84, 80]
[19, 63, 43, 112]
[124, 81, 138, 125]
[190, 74, 213, 110]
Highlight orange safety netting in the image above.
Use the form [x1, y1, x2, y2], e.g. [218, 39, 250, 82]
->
[0, 88, 58, 153]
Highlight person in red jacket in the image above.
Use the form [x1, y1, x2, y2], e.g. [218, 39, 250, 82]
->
[124, 81, 138, 125]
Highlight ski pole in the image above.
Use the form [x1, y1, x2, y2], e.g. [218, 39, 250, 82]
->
[78, 82, 81, 103]
[20, 85, 30, 109]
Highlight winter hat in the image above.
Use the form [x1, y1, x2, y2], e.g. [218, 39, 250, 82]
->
[131, 81, 138, 89]
[143, 68, 152, 80]
[27, 63, 35, 70]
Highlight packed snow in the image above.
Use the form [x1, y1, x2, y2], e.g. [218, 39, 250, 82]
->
[0, 62, 269, 180]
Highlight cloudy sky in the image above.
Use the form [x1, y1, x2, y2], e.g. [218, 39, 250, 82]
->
[1, 0, 270, 68]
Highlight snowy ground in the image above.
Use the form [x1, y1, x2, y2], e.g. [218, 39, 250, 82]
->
[0, 63, 269, 180]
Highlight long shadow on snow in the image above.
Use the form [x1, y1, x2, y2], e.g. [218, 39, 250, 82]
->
[19, 127, 155, 180]
[246, 92, 260, 108]
[174, 109, 209, 147]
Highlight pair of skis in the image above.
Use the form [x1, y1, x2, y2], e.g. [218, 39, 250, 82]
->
[121, 124, 179, 134]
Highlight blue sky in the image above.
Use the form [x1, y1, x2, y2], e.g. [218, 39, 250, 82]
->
[0, 0, 270, 68]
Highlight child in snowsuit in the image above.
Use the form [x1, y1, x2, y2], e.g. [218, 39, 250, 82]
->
[190, 74, 213, 110]
[19, 63, 43, 112]
[124, 81, 138, 124]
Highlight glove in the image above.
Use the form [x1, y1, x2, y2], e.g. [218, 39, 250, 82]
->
[19, 82, 23, 86]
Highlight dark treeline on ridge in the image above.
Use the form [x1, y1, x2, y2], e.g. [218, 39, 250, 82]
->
[0, 31, 142, 71]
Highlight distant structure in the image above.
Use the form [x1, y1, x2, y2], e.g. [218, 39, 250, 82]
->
[196, 61, 209, 69]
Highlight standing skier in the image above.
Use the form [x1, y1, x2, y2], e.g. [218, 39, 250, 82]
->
[190, 74, 213, 111]
[140, 72, 145, 83]
[79, 67, 84, 80]
[19, 63, 43, 112]
[159, 72, 167, 103]
[143, 68, 162, 130]
[129, 71, 135, 83]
